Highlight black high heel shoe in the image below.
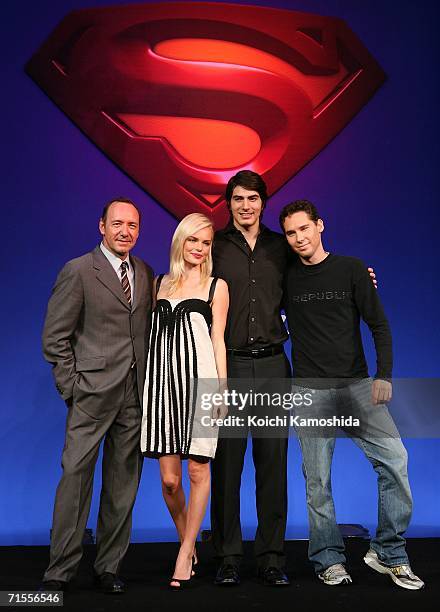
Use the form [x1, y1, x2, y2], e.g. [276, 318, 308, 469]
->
[192, 554, 198, 577]
[169, 575, 193, 590]
[169, 556, 194, 590]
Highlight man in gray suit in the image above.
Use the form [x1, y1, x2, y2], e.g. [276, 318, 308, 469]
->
[40, 198, 153, 593]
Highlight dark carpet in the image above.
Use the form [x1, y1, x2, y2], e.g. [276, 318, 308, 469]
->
[1, 539, 438, 611]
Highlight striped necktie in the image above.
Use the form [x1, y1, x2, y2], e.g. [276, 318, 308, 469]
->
[120, 261, 132, 306]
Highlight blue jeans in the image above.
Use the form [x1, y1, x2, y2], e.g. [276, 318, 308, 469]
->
[294, 378, 412, 573]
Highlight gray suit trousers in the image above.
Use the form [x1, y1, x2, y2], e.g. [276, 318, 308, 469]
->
[44, 369, 143, 582]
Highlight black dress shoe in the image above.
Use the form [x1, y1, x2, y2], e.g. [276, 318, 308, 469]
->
[258, 567, 290, 586]
[95, 572, 125, 594]
[214, 564, 240, 586]
[38, 580, 68, 592]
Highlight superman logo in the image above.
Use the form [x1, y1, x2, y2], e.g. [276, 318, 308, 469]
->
[26, 2, 385, 225]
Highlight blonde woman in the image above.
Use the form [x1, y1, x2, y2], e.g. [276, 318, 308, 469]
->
[141, 213, 229, 589]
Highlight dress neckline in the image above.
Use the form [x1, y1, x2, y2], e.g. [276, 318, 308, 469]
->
[156, 275, 218, 305]
[157, 297, 209, 304]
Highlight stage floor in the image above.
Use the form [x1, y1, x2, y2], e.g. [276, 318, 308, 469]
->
[1, 539, 438, 611]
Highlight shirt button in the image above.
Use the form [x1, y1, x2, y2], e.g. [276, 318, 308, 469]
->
[250, 337, 254, 342]
[251, 317, 255, 322]
[251, 279, 256, 283]
[251, 259, 255, 264]
[252, 298, 256, 302]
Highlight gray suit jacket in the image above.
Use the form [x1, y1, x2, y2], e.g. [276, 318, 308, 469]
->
[42, 245, 153, 416]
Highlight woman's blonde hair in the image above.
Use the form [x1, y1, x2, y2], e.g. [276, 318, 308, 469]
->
[168, 213, 214, 294]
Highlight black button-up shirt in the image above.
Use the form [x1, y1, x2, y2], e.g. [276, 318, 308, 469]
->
[212, 221, 289, 349]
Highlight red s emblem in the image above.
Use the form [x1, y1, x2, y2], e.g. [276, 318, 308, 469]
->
[26, 2, 385, 225]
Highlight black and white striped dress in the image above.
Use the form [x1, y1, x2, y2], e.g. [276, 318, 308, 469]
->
[141, 276, 219, 459]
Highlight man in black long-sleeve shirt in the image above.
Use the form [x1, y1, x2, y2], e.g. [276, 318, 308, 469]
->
[280, 200, 424, 590]
[211, 171, 291, 587]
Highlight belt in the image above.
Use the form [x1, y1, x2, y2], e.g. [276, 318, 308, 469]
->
[227, 345, 284, 359]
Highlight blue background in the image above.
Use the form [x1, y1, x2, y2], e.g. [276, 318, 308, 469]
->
[1, 0, 439, 545]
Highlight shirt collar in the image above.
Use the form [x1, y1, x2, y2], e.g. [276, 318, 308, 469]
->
[100, 242, 131, 273]
[222, 219, 269, 237]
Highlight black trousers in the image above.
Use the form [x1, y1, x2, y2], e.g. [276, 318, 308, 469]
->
[211, 351, 291, 568]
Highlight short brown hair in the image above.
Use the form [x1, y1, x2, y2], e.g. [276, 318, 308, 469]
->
[279, 200, 320, 230]
[101, 197, 141, 223]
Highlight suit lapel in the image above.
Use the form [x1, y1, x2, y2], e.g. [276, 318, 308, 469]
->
[92, 246, 131, 310]
[131, 255, 146, 312]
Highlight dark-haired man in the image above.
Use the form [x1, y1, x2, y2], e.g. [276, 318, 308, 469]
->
[211, 171, 291, 586]
[280, 200, 424, 590]
[40, 198, 153, 593]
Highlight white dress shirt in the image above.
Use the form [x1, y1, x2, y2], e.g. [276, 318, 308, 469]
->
[100, 242, 135, 300]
